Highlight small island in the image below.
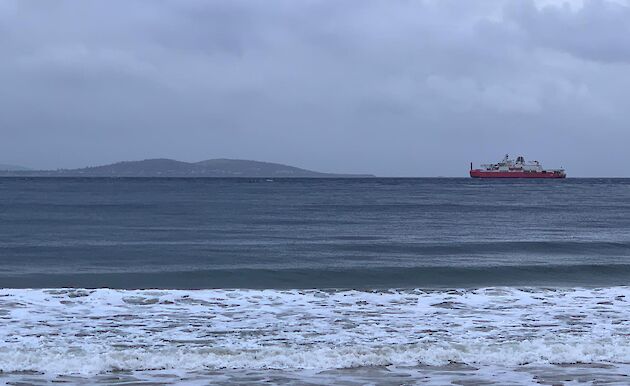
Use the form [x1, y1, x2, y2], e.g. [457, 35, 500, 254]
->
[0, 158, 374, 178]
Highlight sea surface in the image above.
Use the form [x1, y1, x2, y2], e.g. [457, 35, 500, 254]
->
[1, 177, 630, 385]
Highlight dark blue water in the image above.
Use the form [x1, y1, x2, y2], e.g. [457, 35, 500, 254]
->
[3, 178, 630, 385]
[1, 177, 629, 288]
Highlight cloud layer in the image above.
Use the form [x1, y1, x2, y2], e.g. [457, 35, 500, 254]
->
[1, 0, 629, 176]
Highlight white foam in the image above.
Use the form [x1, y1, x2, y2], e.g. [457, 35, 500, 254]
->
[0, 287, 629, 377]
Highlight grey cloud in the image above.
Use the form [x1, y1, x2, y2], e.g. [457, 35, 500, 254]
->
[507, 0, 630, 63]
[0, 0, 629, 176]
[426, 75, 544, 114]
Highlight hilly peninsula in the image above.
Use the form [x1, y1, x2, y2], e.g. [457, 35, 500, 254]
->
[0, 164, 31, 171]
[0, 159, 373, 178]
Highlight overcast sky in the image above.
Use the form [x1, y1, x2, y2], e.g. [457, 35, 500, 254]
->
[1, 0, 629, 176]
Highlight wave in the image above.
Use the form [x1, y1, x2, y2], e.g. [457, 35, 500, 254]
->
[0, 287, 629, 376]
[2, 340, 630, 375]
[2, 263, 630, 288]
[335, 240, 630, 255]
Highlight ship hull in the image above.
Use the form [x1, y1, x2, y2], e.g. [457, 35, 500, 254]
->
[470, 170, 566, 178]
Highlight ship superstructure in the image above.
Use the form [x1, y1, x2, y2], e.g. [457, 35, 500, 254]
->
[470, 155, 566, 178]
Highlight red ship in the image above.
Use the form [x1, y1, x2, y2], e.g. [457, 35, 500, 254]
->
[470, 155, 566, 178]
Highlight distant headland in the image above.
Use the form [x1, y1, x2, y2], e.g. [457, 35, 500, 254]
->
[0, 158, 374, 178]
[0, 164, 31, 171]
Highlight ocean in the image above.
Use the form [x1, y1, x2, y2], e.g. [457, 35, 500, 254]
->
[1, 177, 629, 385]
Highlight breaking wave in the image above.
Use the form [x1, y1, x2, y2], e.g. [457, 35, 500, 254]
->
[1, 287, 629, 376]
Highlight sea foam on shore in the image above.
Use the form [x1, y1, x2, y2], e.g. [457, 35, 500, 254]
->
[1, 287, 629, 384]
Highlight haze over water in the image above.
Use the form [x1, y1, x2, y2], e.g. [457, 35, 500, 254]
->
[1, 177, 630, 385]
